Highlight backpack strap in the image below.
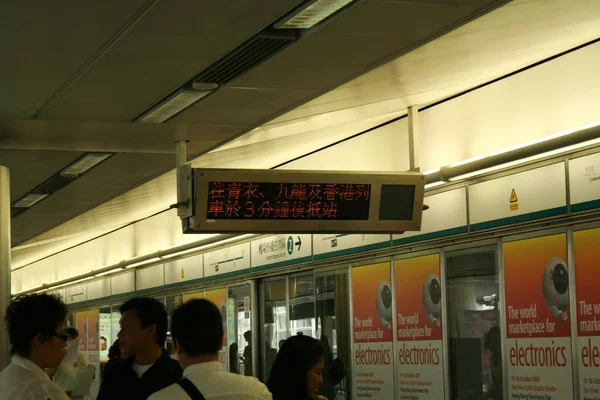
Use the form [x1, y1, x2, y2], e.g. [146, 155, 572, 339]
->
[177, 378, 206, 400]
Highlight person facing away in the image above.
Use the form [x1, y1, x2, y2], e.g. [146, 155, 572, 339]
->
[267, 335, 326, 400]
[148, 299, 272, 400]
[484, 326, 503, 400]
[97, 297, 182, 400]
[49, 327, 89, 395]
[242, 330, 253, 377]
[0, 293, 70, 400]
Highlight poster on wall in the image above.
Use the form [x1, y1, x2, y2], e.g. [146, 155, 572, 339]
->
[184, 291, 204, 302]
[574, 227, 600, 400]
[503, 234, 573, 399]
[99, 312, 112, 362]
[394, 254, 445, 400]
[205, 288, 228, 372]
[351, 262, 394, 399]
[76, 312, 87, 352]
[86, 309, 101, 399]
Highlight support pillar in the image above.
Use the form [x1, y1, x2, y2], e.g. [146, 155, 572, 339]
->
[407, 105, 420, 172]
[0, 166, 11, 371]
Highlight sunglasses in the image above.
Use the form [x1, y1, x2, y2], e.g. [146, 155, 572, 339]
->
[53, 333, 70, 342]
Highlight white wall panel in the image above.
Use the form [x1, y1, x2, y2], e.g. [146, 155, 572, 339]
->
[86, 278, 110, 300]
[111, 272, 135, 296]
[136, 264, 164, 290]
[420, 42, 600, 172]
[66, 284, 87, 304]
[569, 151, 600, 209]
[104, 225, 135, 266]
[164, 254, 204, 285]
[393, 188, 467, 244]
[281, 119, 409, 172]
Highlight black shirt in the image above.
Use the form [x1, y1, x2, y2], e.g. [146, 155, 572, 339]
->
[97, 350, 182, 400]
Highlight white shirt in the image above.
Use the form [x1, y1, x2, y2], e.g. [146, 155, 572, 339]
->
[148, 361, 272, 400]
[0, 356, 70, 400]
[132, 362, 152, 378]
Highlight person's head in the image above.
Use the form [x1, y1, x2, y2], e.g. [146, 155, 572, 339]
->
[108, 339, 121, 359]
[267, 335, 325, 400]
[229, 343, 239, 372]
[171, 299, 223, 367]
[119, 297, 168, 356]
[64, 327, 79, 342]
[278, 339, 285, 350]
[244, 330, 251, 343]
[5, 293, 68, 369]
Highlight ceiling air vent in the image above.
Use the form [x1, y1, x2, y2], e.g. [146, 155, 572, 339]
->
[11, 207, 27, 219]
[193, 31, 296, 85]
[31, 174, 77, 195]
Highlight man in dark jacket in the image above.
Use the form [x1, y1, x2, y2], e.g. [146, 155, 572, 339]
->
[97, 297, 182, 400]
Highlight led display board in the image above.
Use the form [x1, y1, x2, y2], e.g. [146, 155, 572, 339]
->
[190, 169, 425, 233]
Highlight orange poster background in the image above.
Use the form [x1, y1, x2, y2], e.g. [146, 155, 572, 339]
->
[395, 254, 443, 341]
[184, 291, 204, 302]
[503, 234, 570, 338]
[205, 288, 228, 347]
[574, 227, 600, 337]
[87, 309, 99, 353]
[352, 262, 393, 343]
[76, 311, 87, 351]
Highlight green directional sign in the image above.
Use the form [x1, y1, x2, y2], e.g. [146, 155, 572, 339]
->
[287, 236, 294, 255]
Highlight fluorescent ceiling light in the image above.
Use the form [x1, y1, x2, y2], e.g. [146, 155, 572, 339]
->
[13, 193, 48, 208]
[422, 167, 440, 175]
[424, 181, 445, 190]
[61, 153, 112, 177]
[93, 268, 122, 278]
[276, 0, 353, 29]
[125, 257, 161, 269]
[449, 136, 600, 182]
[138, 89, 212, 123]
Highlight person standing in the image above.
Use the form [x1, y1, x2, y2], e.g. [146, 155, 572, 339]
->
[50, 327, 89, 395]
[267, 335, 326, 400]
[97, 297, 182, 400]
[0, 293, 70, 400]
[148, 299, 271, 400]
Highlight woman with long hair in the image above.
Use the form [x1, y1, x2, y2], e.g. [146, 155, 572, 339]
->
[267, 335, 326, 400]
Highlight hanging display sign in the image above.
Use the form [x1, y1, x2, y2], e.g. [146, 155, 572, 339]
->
[503, 234, 573, 400]
[574, 227, 600, 400]
[191, 168, 424, 233]
[351, 262, 394, 399]
[205, 288, 228, 371]
[394, 254, 445, 400]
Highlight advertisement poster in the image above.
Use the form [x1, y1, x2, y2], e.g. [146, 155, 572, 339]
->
[76, 311, 87, 352]
[503, 234, 573, 399]
[86, 309, 101, 399]
[394, 254, 444, 400]
[99, 312, 112, 362]
[184, 291, 204, 302]
[352, 262, 394, 399]
[574, 227, 600, 400]
[205, 288, 228, 371]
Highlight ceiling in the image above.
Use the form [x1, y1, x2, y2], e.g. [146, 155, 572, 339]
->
[0, 0, 510, 246]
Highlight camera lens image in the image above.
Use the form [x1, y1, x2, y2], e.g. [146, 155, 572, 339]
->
[376, 280, 393, 329]
[542, 257, 569, 322]
[423, 273, 442, 326]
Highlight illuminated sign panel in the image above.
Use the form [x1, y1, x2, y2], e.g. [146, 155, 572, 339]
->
[191, 169, 424, 233]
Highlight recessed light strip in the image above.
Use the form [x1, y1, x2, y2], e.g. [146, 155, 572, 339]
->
[276, 0, 354, 29]
[137, 89, 212, 124]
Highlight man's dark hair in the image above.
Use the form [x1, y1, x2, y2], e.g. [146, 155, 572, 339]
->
[171, 299, 223, 356]
[65, 327, 79, 339]
[120, 297, 168, 347]
[5, 293, 68, 357]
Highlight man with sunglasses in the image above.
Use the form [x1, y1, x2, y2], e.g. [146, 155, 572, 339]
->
[0, 293, 70, 400]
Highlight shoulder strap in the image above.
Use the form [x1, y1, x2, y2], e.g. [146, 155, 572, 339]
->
[177, 378, 206, 400]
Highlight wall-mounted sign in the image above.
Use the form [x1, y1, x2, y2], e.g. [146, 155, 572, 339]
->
[569, 152, 600, 212]
[204, 242, 250, 279]
[503, 234, 573, 400]
[574, 227, 600, 400]
[351, 262, 395, 399]
[250, 233, 312, 270]
[313, 233, 390, 259]
[190, 169, 424, 233]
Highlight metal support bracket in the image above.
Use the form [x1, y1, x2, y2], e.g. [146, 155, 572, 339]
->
[176, 141, 193, 219]
[408, 105, 420, 172]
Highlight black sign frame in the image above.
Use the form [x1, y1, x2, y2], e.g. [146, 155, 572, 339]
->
[190, 169, 425, 233]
